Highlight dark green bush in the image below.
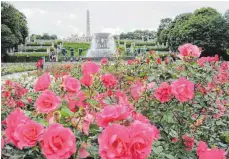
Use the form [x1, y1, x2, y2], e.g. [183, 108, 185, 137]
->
[6, 55, 48, 62]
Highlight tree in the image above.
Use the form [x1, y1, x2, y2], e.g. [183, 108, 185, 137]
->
[119, 30, 156, 40]
[50, 34, 58, 40]
[224, 9, 229, 48]
[168, 13, 193, 50]
[156, 18, 172, 45]
[42, 33, 50, 40]
[168, 7, 228, 58]
[1, 2, 28, 60]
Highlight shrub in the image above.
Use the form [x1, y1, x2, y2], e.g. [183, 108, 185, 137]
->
[25, 48, 47, 52]
[135, 42, 156, 46]
[1, 44, 228, 159]
[6, 53, 49, 62]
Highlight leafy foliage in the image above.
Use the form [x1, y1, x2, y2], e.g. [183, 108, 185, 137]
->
[1, 2, 29, 59]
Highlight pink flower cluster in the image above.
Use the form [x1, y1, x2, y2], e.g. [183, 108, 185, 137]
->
[197, 141, 226, 159]
[154, 77, 195, 103]
[197, 55, 219, 67]
[1, 80, 28, 107]
[98, 121, 160, 159]
[5, 109, 76, 159]
[5, 108, 43, 149]
[178, 43, 202, 59]
[101, 73, 117, 89]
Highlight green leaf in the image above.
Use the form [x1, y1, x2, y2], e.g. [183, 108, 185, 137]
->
[37, 118, 48, 126]
[162, 111, 174, 123]
[165, 154, 176, 159]
[153, 146, 163, 154]
[60, 106, 74, 118]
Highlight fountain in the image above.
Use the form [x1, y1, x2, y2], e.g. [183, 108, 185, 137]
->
[86, 33, 116, 57]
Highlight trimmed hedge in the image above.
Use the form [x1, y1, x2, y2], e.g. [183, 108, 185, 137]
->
[6, 55, 49, 62]
[26, 48, 47, 52]
[26, 43, 52, 46]
[135, 42, 156, 46]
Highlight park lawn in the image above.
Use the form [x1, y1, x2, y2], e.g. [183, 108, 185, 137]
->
[63, 42, 90, 56]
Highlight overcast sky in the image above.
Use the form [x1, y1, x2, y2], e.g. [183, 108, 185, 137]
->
[9, 1, 229, 38]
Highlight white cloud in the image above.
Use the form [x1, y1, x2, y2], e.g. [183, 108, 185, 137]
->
[57, 20, 61, 24]
[20, 8, 47, 18]
[69, 13, 77, 20]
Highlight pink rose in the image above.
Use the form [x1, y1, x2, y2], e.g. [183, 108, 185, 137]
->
[133, 113, 150, 124]
[171, 77, 195, 102]
[98, 124, 130, 159]
[63, 75, 81, 93]
[8, 97, 16, 107]
[34, 73, 51, 92]
[35, 90, 61, 114]
[197, 57, 206, 67]
[82, 113, 94, 135]
[96, 104, 131, 127]
[100, 58, 108, 65]
[154, 82, 174, 103]
[182, 134, 194, 151]
[221, 61, 228, 71]
[101, 74, 117, 89]
[13, 82, 28, 98]
[5, 108, 30, 146]
[80, 74, 93, 87]
[131, 82, 144, 99]
[13, 120, 44, 149]
[128, 121, 160, 159]
[128, 60, 135, 65]
[156, 57, 161, 64]
[79, 147, 90, 159]
[171, 137, 179, 143]
[197, 141, 226, 159]
[178, 43, 201, 58]
[41, 124, 76, 159]
[115, 90, 128, 102]
[16, 100, 25, 107]
[82, 61, 100, 75]
[65, 91, 86, 112]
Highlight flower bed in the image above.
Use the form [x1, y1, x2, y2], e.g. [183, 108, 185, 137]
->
[1, 44, 229, 159]
[1, 63, 37, 76]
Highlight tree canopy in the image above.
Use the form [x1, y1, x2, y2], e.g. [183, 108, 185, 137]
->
[1, 2, 29, 58]
[156, 18, 172, 45]
[157, 7, 228, 58]
[119, 30, 156, 40]
[30, 33, 58, 41]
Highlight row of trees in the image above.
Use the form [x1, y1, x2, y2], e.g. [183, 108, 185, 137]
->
[1, 2, 29, 59]
[30, 33, 58, 41]
[118, 30, 157, 40]
[157, 7, 229, 57]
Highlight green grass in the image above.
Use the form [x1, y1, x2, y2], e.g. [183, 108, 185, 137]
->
[15, 52, 48, 57]
[63, 42, 90, 56]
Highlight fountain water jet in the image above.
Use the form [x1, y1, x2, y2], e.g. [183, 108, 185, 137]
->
[86, 33, 116, 57]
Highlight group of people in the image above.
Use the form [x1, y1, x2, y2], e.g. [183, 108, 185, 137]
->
[49, 51, 57, 62]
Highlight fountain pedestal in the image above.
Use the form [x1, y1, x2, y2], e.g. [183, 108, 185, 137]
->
[86, 33, 116, 57]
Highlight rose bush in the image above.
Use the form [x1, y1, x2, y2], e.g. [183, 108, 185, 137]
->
[1, 43, 229, 159]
